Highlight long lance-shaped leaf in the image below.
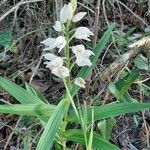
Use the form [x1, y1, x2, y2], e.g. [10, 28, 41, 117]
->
[25, 82, 49, 104]
[70, 24, 115, 97]
[0, 76, 44, 104]
[68, 103, 150, 122]
[36, 99, 67, 150]
[0, 104, 55, 117]
[65, 129, 119, 150]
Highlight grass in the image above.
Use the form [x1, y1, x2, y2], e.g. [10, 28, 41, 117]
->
[0, 0, 150, 149]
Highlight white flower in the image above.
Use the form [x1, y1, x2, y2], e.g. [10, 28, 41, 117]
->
[74, 27, 94, 41]
[41, 36, 66, 52]
[74, 77, 86, 88]
[75, 58, 92, 67]
[52, 66, 70, 79]
[60, 3, 74, 23]
[54, 36, 66, 52]
[41, 38, 56, 50]
[44, 57, 63, 70]
[43, 53, 63, 70]
[53, 21, 62, 32]
[72, 12, 87, 22]
[43, 53, 69, 78]
[72, 44, 94, 67]
[43, 53, 57, 61]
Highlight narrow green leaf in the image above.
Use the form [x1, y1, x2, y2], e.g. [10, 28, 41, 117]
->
[68, 103, 150, 123]
[25, 82, 49, 104]
[0, 76, 44, 104]
[134, 54, 149, 70]
[71, 24, 115, 97]
[0, 29, 12, 49]
[118, 69, 140, 98]
[36, 99, 67, 150]
[65, 129, 119, 150]
[109, 79, 135, 102]
[0, 104, 55, 117]
[109, 69, 139, 102]
[98, 118, 116, 141]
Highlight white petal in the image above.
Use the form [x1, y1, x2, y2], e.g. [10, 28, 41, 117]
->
[74, 77, 86, 88]
[45, 57, 63, 70]
[60, 4, 67, 23]
[84, 50, 95, 57]
[52, 66, 70, 78]
[74, 27, 94, 41]
[72, 44, 85, 57]
[72, 12, 87, 22]
[43, 53, 57, 60]
[60, 3, 74, 23]
[53, 21, 62, 32]
[41, 38, 56, 48]
[67, 3, 74, 20]
[75, 57, 92, 67]
[54, 36, 66, 52]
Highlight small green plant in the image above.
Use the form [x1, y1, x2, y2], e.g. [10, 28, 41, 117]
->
[0, 0, 150, 149]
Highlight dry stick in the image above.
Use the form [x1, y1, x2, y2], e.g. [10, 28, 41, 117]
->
[102, 0, 109, 26]
[93, 0, 101, 47]
[29, 56, 43, 84]
[100, 37, 150, 81]
[114, 0, 150, 27]
[140, 89, 150, 148]
[0, 0, 43, 22]
[4, 117, 22, 150]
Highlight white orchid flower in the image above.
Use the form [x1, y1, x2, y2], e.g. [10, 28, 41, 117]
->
[72, 44, 94, 67]
[54, 36, 66, 52]
[43, 53, 63, 70]
[41, 38, 56, 50]
[74, 27, 94, 41]
[60, 3, 74, 23]
[52, 66, 70, 79]
[44, 57, 63, 70]
[41, 36, 66, 52]
[43, 53, 69, 78]
[74, 77, 86, 88]
[53, 21, 62, 32]
[75, 58, 92, 67]
[72, 12, 87, 22]
[43, 53, 57, 61]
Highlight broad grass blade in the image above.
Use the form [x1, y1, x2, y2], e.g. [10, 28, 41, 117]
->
[36, 99, 67, 150]
[25, 82, 49, 104]
[68, 103, 150, 122]
[65, 129, 119, 150]
[0, 104, 55, 117]
[0, 76, 44, 104]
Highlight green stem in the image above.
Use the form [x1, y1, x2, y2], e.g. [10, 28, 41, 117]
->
[63, 80, 79, 119]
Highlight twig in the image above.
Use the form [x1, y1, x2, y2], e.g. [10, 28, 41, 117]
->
[100, 37, 150, 81]
[114, 0, 150, 27]
[102, 0, 109, 26]
[0, 0, 43, 22]
[29, 55, 43, 84]
[93, 0, 101, 47]
[4, 117, 22, 150]
[140, 89, 150, 148]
